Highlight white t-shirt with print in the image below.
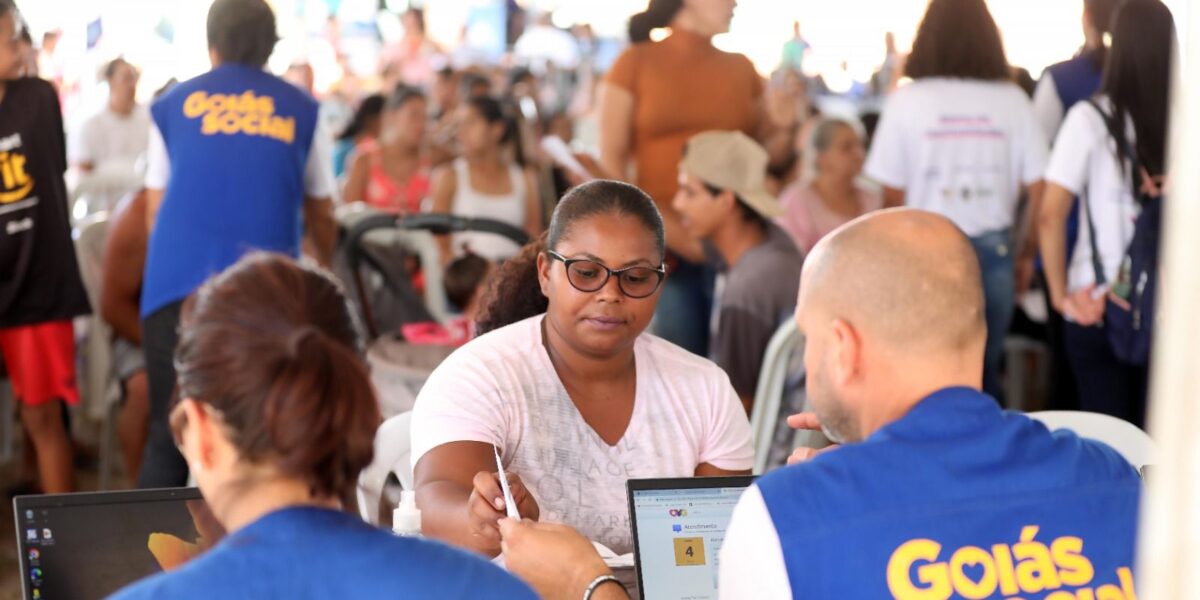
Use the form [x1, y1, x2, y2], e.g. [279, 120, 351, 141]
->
[865, 78, 1049, 237]
[410, 315, 754, 555]
[1044, 96, 1140, 294]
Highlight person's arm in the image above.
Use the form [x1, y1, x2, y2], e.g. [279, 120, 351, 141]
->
[413, 441, 541, 557]
[596, 82, 634, 183]
[144, 122, 169, 233]
[302, 197, 335, 268]
[1038, 182, 1103, 325]
[718, 485, 793, 599]
[429, 165, 457, 263]
[522, 167, 543, 238]
[302, 124, 337, 267]
[100, 194, 147, 345]
[694, 370, 756, 477]
[341, 149, 370, 206]
[499, 519, 629, 600]
[864, 95, 909, 209]
[881, 185, 905, 209]
[1015, 180, 1045, 296]
[1031, 74, 1065, 143]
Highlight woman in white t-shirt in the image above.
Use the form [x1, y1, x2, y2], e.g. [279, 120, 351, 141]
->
[1038, 0, 1175, 428]
[430, 96, 542, 263]
[411, 180, 754, 558]
[864, 0, 1049, 403]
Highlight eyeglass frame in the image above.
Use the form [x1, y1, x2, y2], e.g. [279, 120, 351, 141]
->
[545, 250, 667, 299]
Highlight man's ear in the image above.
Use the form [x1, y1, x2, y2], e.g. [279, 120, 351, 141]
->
[829, 318, 862, 386]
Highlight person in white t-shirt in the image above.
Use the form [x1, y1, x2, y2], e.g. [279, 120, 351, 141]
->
[74, 57, 151, 210]
[411, 179, 754, 560]
[1038, 0, 1175, 428]
[864, 0, 1049, 403]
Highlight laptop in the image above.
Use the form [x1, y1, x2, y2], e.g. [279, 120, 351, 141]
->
[627, 476, 756, 600]
[13, 487, 225, 600]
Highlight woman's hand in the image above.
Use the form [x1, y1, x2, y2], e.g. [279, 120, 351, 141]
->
[1056, 286, 1107, 327]
[467, 471, 541, 550]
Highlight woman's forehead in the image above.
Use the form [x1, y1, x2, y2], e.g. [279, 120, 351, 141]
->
[555, 213, 661, 265]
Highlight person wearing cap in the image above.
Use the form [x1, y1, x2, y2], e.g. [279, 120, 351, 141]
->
[673, 131, 803, 411]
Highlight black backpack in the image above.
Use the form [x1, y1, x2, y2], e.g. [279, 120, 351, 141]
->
[1082, 100, 1163, 366]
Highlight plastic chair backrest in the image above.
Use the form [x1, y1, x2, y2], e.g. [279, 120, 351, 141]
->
[356, 411, 415, 526]
[1027, 410, 1157, 469]
[750, 320, 801, 474]
[73, 214, 117, 421]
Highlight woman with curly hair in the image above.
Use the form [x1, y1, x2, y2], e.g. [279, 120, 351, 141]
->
[410, 180, 753, 559]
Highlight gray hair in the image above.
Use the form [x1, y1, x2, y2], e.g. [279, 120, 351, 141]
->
[800, 116, 865, 182]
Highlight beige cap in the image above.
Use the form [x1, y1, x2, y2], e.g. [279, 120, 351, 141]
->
[679, 130, 783, 218]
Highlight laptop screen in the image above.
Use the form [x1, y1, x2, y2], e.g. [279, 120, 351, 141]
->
[628, 477, 754, 600]
[14, 488, 225, 600]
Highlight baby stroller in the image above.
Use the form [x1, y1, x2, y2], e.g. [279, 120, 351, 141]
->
[333, 204, 531, 418]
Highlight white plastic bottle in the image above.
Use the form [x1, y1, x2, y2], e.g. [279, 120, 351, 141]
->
[393, 490, 422, 537]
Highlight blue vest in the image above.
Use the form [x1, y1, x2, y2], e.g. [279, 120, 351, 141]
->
[757, 388, 1141, 599]
[1042, 55, 1104, 269]
[141, 64, 319, 317]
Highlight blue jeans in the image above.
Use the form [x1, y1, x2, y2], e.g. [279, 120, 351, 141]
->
[970, 230, 1014, 404]
[653, 258, 715, 356]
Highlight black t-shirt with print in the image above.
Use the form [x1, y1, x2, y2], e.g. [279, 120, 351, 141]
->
[0, 77, 90, 327]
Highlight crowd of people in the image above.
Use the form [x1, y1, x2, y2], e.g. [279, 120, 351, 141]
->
[0, 0, 1176, 597]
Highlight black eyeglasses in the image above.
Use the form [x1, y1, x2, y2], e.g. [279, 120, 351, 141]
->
[546, 251, 666, 299]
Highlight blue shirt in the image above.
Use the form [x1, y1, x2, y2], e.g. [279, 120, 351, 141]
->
[141, 64, 319, 317]
[108, 507, 537, 600]
[756, 387, 1141, 599]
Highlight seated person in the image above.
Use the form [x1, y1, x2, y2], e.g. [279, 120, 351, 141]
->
[673, 131, 803, 411]
[411, 180, 754, 558]
[112, 253, 536, 600]
[99, 190, 152, 485]
[497, 209, 1142, 600]
[402, 253, 492, 346]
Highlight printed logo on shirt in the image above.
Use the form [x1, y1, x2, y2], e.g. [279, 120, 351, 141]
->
[886, 526, 1136, 599]
[182, 90, 295, 144]
[0, 133, 35, 205]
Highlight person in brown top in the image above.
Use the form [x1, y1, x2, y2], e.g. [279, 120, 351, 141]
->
[599, 0, 764, 356]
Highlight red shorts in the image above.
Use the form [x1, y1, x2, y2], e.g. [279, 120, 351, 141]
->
[0, 320, 79, 407]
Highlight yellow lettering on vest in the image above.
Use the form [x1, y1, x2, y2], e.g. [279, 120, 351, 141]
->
[218, 112, 240, 135]
[887, 539, 951, 600]
[949, 546, 998, 599]
[992, 543, 1020, 596]
[241, 112, 260, 136]
[1117, 567, 1137, 600]
[238, 91, 258, 114]
[1095, 584, 1126, 600]
[1051, 536, 1094, 587]
[207, 94, 229, 113]
[1014, 526, 1062, 593]
[183, 91, 208, 118]
[257, 95, 275, 115]
[1045, 592, 1077, 600]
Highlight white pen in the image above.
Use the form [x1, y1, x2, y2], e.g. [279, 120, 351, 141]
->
[493, 444, 521, 521]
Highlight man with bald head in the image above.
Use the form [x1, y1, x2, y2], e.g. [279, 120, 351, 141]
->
[717, 208, 1142, 598]
[493, 209, 1142, 600]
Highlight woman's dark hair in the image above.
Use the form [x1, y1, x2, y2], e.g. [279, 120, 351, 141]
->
[466, 95, 526, 166]
[444, 253, 491, 312]
[1083, 0, 1123, 69]
[905, 0, 1010, 81]
[207, 0, 279, 68]
[386, 84, 426, 111]
[629, 0, 683, 43]
[1099, 0, 1175, 178]
[403, 7, 426, 36]
[476, 180, 665, 334]
[337, 94, 385, 141]
[174, 253, 379, 504]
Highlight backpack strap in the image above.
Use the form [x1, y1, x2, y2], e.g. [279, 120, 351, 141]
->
[1081, 99, 1109, 287]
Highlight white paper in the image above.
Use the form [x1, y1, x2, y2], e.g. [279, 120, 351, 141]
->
[541, 135, 594, 182]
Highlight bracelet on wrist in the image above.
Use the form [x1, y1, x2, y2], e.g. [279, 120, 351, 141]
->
[582, 574, 621, 600]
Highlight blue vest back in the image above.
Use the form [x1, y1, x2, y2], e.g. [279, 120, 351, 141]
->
[142, 64, 319, 317]
[756, 388, 1141, 599]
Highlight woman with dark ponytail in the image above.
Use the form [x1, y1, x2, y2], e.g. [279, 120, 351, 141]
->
[332, 93, 383, 178]
[111, 253, 536, 600]
[598, 0, 764, 358]
[412, 180, 753, 560]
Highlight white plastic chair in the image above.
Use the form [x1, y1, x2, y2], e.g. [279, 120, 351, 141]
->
[749, 320, 827, 474]
[1027, 410, 1156, 469]
[356, 411, 415, 526]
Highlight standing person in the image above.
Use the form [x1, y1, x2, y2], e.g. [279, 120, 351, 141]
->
[139, 0, 337, 488]
[780, 21, 809, 73]
[671, 131, 802, 411]
[99, 191, 151, 485]
[864, 0, 1049, 402]
[380, 8, 440, 90]
[429, 96, 540, 263]
[599, 0, 763, 356]
[1039, 0, 1174, 429]
[342, 86, 430, 215]
[110, 254, 537, 600]
[74, 57, 151, 211]
[332, 93, 383, 179]
[778, 117, 881, 254]
[0, 2, 90, 494]
[1023, 0, 1123, 413]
